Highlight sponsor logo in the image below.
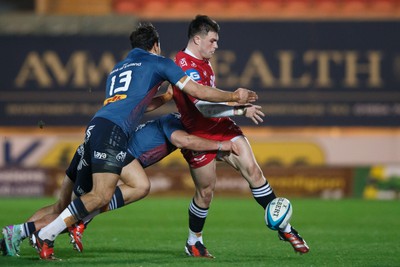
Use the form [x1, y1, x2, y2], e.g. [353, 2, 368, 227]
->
[116, 151, 127, 162]
[186, 69, 201, 81]
[103, 94, 127, 105]
[123, 62, 141, 68]
[134, 119, 155, 132]
[77, 143, 89, 171]
[192, 151, 206, 162]
[180, 58, 187, 67]
[273, 198, 283, 217]
[190, 61, 197, 68]
[85, 125, 95, 143]
[172, 112, 181, 119]
[77, 158, 88, 171]
[193, 155, 206, 162]
[110, 62, 142, 75]
[94, 151, 107, 160]
[75, 185, 87, 197]
[77, 144, 84, 156]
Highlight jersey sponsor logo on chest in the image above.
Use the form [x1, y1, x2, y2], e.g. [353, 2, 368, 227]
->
[179, 58, 188, 67]
[103, 94, 127, 105]
[186, 69, 201, 81]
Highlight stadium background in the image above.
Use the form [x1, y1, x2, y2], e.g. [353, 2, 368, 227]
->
[0, 0, 399, 201]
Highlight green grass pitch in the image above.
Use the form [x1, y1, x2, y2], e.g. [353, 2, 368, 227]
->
[0, 197, 399, 267]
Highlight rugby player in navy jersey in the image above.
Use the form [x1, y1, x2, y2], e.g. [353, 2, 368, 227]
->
[19, 22, 257, 260]
[1, 112, 238, 256]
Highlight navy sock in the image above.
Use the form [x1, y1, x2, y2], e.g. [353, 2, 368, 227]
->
[22, 221, 36, 238]
[188, 199, 208, 233]
[109, 186, 125, 210]
[68, 198, 90, 221]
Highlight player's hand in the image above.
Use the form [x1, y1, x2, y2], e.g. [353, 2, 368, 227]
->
[166, 84, 174, 96]
[220, 140, 239, 156]
[244, 105, 264, 125]
[233, 88, 258, 104]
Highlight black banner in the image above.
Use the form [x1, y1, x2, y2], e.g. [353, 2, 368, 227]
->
[1, 20, 399, 127]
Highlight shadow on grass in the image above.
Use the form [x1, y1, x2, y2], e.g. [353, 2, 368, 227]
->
[0, 246, 307, 267]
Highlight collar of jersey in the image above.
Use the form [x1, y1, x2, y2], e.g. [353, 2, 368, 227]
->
[184, 48, 209, 63]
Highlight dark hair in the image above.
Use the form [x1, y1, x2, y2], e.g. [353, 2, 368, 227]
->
[187, 15, 220, 39]
[129, 22, 160, 50]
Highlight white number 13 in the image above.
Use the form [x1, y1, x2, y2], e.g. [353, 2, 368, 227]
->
[109, 70, 132, 96]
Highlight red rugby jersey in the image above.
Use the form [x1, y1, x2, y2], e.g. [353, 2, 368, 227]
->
[172, 50, 242, 140]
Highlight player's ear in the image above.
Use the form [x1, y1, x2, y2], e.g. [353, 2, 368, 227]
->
[193, 35, 201, 45]
[153, 41, 161, 55]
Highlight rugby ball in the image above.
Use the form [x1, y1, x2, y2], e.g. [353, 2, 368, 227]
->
[265, 197, 292, 231]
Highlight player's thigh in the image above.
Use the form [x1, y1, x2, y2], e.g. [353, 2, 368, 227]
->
[120, 159, 150, 190]
[91, 172, 120, 201]
[85, 117, 128, 199]
[78, 172, 119, 212]
[73, 149, 94, 197]
[90, 118, 128, 175]
[190, 160, 217, 190]
[222, 136, 262, 179]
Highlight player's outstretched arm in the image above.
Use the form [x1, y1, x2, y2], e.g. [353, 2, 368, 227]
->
[170, 130, 239, 155]
[179, 77, 257, 104]
[233, 87, 258, 103]
[194, 102, 265, 125]
[241, 104, 265, 125]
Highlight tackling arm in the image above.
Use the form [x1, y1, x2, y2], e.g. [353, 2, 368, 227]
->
[170, 130, 239, 155]
[145, 85, 173, 112]
[176, 76, 258, 104]
[25, 174, 74, 230]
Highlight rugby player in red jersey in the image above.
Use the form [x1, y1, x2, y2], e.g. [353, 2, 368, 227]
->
[172, 15, 309, 257]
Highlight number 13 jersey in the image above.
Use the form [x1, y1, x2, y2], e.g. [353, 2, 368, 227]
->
[94, 48, 185, 138]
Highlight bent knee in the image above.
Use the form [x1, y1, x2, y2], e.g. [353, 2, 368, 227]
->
[197, 188, 214, 205]
[137, 183, 151, 199]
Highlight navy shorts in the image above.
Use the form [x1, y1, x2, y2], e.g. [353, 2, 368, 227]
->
[68, 117, 129, 196]
[65, 147, 80, 183]
[65, 145, 91, 196]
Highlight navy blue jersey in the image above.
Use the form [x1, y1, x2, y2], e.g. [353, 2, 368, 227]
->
[128, 113, 183, 168]
[94, 48, 186, 138]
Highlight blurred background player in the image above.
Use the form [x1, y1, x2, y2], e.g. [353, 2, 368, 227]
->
[172, 15, 309, 257]
[29, 22, 257, 260]
[1, 112, 239, 256]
